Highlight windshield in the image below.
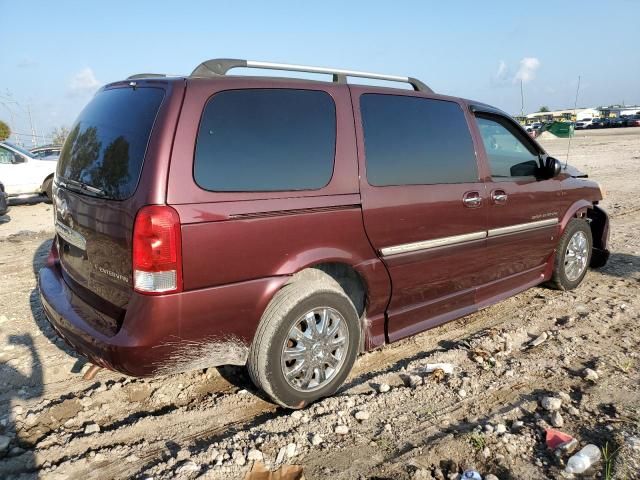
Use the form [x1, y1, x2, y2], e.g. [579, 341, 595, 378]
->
[56, 86, 165, 199]
[3, 142, 35, 158]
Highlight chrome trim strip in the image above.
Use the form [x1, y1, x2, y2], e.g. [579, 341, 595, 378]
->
[55, 221, 86, 250]
[380, 218, 559, 257]
[487, 218, 558, 237]
[380, 231, 487, 257]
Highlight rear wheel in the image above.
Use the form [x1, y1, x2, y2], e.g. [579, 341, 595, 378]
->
[548, 218, 592, 290]
[248, 273, 360, 408]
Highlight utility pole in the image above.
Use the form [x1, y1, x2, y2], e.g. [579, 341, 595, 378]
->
[27, 104, 38, 147]
[520, 79, 524, 118]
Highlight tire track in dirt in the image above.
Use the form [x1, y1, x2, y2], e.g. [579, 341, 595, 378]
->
[7, 228, 639, 479]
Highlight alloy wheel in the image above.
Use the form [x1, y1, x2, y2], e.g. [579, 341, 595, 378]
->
[564, 230, 589, 281]
[280, 307, 349, 392]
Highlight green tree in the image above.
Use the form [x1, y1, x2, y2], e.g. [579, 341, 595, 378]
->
[0, 120, 10, 141]
[538, 106, 550, 112]
[51, 126, 70, 145]
[60, 125, 101, 181]
[91, 136, 130, 197]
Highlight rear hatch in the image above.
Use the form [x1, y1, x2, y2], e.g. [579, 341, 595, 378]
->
[54, 85, 166, 334]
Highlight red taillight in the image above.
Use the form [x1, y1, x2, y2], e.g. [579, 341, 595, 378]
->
[132, 205, 183, 294]
[47, 238, 60, 267]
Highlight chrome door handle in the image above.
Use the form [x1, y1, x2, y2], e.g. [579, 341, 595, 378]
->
[462, 192, 482, 208]
[491, 190, 508, 204]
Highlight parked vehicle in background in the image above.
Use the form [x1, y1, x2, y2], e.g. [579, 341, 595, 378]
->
[611, 117, 629, 128]
[589, 118, 609, 129]
[0, 181, 8, 216]
[0, 141, 57, 198]
[39, 58, 610, 408]
[575, 119, 596, 130]
[627, 115, 640, 127]
[31, 144, 63, 160]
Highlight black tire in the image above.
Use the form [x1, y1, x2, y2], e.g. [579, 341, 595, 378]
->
[548, 218, 592, 290]
[42, 177, 53, 202]
[248, 273, 361, 409]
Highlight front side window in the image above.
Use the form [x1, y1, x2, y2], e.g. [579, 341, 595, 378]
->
[194, 89, 336, 192]
[4, 142, 33, 158]
[476, 116, 540, 178]
[360, 94, 478, 186]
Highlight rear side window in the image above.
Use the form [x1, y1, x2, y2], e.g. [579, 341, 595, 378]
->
[360, 94, 478, 186]
[57, 87, 165, 199]
[194, 89, 336, 192]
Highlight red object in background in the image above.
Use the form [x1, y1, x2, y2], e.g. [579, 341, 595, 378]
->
[546, 428, 575, 449]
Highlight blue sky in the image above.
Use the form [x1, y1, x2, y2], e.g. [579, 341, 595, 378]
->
[2, 0, 639, 145]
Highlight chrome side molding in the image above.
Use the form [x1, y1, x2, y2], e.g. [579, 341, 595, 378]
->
[380, 231, 486, 256]
[380, 218, 558, 257]
[487, 218, 558, 237]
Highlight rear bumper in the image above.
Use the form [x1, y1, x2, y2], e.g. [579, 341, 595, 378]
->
[39, 264, 162, 375]
[39, 262, 288, 376]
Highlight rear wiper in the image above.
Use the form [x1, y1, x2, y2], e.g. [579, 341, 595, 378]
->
[59, 178, 106, 197]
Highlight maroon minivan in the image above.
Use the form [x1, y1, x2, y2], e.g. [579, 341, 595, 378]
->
[39, 59, 610, 408]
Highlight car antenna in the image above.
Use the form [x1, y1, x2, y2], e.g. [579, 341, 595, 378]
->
[565, 75, 581, 169]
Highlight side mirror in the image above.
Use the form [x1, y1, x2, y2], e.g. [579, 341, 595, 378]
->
[543, 156, 562, 178]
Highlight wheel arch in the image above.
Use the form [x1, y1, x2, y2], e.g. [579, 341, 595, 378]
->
[271, 248, 391, 352]
[559, 199, 592, 232]
[289, 262, 368, 318]
[41, 173, 54, 192]
[559, 201, 610, 268]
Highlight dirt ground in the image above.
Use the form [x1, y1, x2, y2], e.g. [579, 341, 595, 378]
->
[1, 128, 639, 480]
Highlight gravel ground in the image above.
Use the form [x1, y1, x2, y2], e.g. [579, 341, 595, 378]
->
[0, 128, 639, 480]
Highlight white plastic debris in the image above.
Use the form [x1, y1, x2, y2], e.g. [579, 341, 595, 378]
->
[565, 444, 601, 474]
[423, 363, 455, 375]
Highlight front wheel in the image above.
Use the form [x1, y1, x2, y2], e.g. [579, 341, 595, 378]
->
[548, 218, 592, 290]
[248, 274, 361, 409]
[42, 177, 53, 202]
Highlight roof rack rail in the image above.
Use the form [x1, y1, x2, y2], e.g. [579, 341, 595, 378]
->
[190, 58, 433, 93]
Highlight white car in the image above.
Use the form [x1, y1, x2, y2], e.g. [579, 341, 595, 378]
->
[575, 118, 595, 130]
[0, 141, 57, 198]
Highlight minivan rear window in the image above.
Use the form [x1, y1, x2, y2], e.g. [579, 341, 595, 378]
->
[194, 89, 336, 192]
[57, 87, 165, 200]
